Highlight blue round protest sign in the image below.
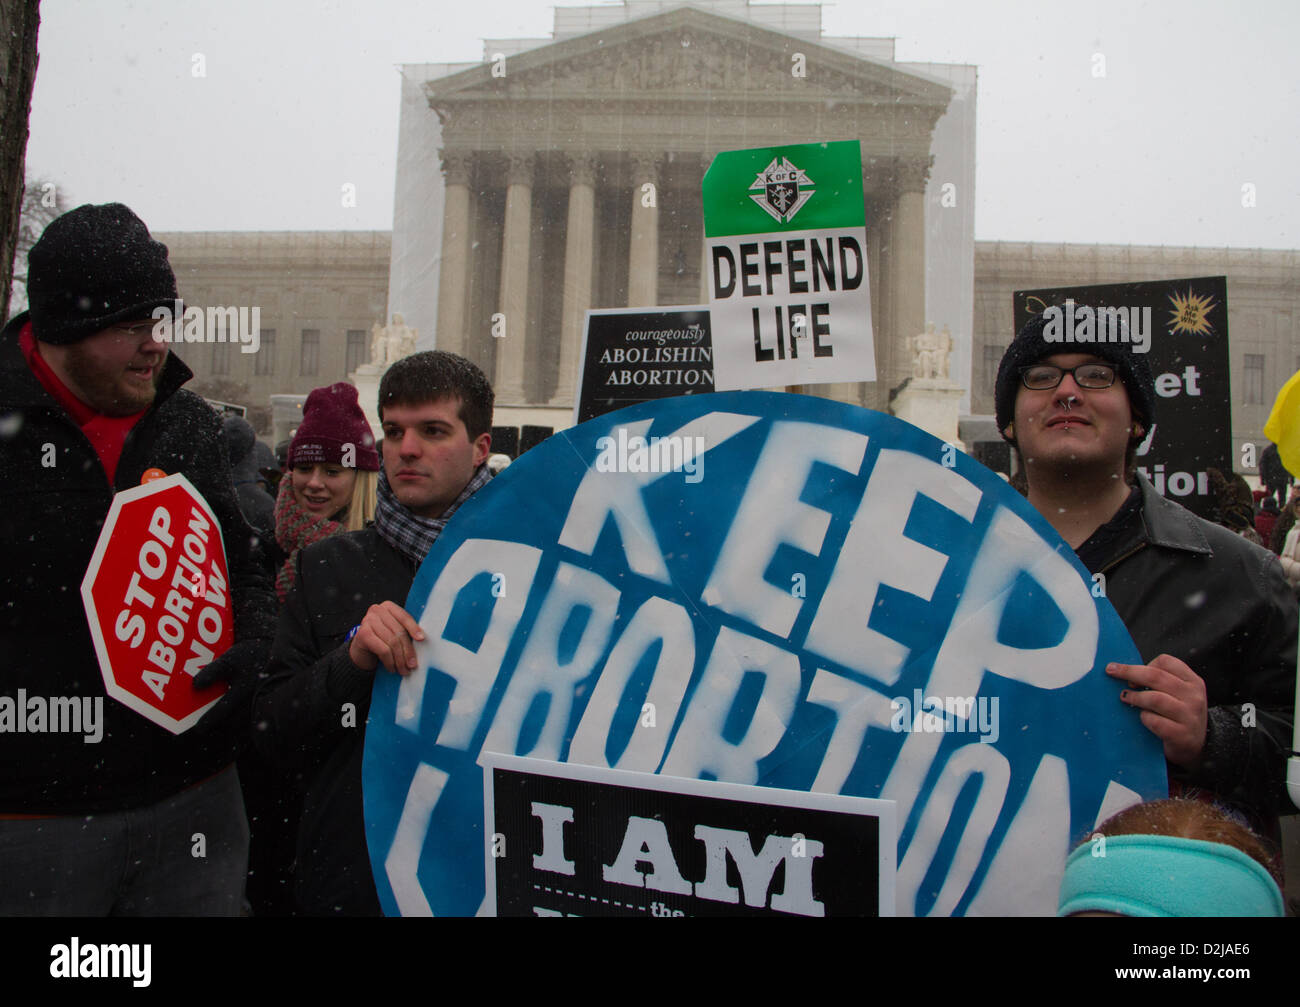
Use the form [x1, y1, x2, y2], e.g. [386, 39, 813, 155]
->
[362, 391, 1166, 916]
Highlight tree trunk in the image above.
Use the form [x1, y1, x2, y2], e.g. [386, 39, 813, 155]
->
[1, 0, 41, 323]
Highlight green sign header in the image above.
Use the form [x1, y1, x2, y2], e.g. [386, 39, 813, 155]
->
[702, 140, 865, 238]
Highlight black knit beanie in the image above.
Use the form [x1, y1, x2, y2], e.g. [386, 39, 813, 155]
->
[994, 307, 1157, 439]
[27, 202, 179, 345]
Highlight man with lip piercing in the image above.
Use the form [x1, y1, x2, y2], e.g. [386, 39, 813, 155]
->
[995, 309, 1297, 837]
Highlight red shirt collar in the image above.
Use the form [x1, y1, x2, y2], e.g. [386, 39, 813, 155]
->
[18, 321, 150, 486]
[19, 321, 99, 425]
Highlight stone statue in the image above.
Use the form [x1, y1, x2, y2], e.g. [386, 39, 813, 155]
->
[910, 322, 953, 381]
[369, 322, 387, 368]
[391, 313, 417, 360]
[367, 314, 418, 368]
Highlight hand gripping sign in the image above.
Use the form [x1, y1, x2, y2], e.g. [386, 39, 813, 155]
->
[362, 392, 1166, 917]
[81, 473, 233, 734]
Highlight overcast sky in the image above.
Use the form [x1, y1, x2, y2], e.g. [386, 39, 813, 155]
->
[23, 0, 1300, 248]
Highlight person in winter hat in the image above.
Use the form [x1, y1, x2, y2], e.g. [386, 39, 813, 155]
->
[1255, 495, 1279, 545]
[994, 306, 1157, 487]
[995, 307, 1296, 838]
[1058, 799, 1283, 917]
[251, 383, 378, 916]
[222, 414, 275, 543]
[273, 381, 379, 601]
[0, 202, 276, 915]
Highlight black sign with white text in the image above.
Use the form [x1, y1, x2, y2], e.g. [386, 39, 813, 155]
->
[482, 755, 893, 917]
[1014, 277, 1231, 521]
[574, 307, 714, 424]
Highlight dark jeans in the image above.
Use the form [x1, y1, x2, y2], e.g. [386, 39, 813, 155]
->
[0, 765, 248, 916]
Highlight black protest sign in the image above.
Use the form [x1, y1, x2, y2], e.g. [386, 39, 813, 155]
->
[483, 755, 892, 917]
[574, 307, 715, 424]
[1014, 277, 1230, 521]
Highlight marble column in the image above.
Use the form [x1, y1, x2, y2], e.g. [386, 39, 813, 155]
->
[821, 184, 867, 414]
[698, 154, 714, 304]
[628, 152, 660, 308]
[888, 157, 931, 401]
[496, 153, 534, 403]
[553, 153, 597, 407]
[821, 171, 883, 409]
[864, 196, 886, 410]
[867, 194, 884, 338]
[434, 151, 473, 357]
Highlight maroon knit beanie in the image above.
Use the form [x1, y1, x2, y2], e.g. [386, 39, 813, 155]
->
[288, 382, 379, 470]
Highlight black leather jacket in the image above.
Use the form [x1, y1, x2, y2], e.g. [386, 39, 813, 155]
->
[1080, 476, 1298, 829]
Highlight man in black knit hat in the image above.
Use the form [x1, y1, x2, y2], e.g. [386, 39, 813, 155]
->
[0, 203, 276, 914]
[995, 310, 1296, 835]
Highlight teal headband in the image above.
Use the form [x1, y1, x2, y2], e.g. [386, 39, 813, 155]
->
[1058, 834, 1283, 917]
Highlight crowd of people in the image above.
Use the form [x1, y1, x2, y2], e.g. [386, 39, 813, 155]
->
[1, 201, 1296, 918]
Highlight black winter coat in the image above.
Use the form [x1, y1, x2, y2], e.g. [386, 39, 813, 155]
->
[253, 526, 417, 916]
[0, 313, 277, 813]
[1082, 476, 1298, 828]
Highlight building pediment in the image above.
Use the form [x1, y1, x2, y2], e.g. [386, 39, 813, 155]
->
[426, 5, 950, 111]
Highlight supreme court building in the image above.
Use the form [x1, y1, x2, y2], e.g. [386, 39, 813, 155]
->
[387, 0, 977, 429]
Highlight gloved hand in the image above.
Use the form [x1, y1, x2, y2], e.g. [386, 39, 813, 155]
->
[191, 638, 273, 727]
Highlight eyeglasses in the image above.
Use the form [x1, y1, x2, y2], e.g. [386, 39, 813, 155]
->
[1019, 362, 1117, 391]
[110, 320, 166, 339]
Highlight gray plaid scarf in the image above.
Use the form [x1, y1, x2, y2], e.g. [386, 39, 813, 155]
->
[374, 463, 493, 566]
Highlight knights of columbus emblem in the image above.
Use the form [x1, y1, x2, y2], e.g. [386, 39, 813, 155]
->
[749, 156, 815, 224]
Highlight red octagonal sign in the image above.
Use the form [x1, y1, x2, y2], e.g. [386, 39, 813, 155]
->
[81, 473, 234, 734]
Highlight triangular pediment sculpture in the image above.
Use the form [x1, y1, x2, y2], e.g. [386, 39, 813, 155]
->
[426, 6, 950, 110]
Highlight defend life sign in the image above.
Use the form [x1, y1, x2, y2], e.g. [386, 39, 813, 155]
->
[1014, 277, 1230, 522]
[362, 391, 1166, 917]
[703, 141, 874, 390]
[81, 473, 233, 734]
[482, 754, 894, 917]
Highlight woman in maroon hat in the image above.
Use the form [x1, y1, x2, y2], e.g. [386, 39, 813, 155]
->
[255, 382, 379, 914]
[274, 381, 380, 602]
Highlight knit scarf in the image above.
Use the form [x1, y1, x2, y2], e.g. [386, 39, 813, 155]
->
[373, 463, 492, 567]
[273, 478, 346, 601]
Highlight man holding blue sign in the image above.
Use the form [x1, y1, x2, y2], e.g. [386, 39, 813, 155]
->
[254, 351, 493, 915]
[996, 311, 1297, 835]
